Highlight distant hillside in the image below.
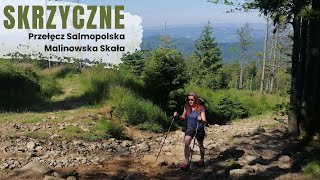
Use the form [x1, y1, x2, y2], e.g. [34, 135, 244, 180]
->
[143, 23, 265, 43]
[219, 42, 264, 62]
[141, 36, 264, 63]
[141, 24, 265, 62]
[141, 36, 195, 57]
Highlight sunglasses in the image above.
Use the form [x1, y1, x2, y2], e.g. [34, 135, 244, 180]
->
[188, 99, 195, 101]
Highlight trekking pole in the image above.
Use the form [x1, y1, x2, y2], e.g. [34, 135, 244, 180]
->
[189, 121, 199, 166]
[205, 124, 208, 138]
[155, 116, 175, 163]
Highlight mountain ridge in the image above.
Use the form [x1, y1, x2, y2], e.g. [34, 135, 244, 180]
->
[141, 35, 264, 63]
[141, 24, 265, 62]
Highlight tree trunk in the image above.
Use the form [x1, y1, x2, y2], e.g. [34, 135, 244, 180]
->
[309, 2, 320, 133]
[288, 13, 301, 137]
[264, 73, 270, 94]
[270, 30, 279, 93]
[260, 17, 269, 93]
[239, 61, 243, 89]
[297, 19, 308, 133]
[301, 0, 320, 135]
[250, 74, 253, 91]
[276, 67, 280, 93]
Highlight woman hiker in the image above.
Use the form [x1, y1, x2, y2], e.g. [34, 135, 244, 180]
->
[174, 92, 207, 171]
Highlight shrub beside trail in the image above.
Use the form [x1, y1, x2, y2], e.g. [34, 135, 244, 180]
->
[186, 85, 286, 123]
[108, 86, 169, 132]
[79, 67, 170, 132]
[0, 60, 62, 110]
[0, 58, 288, 132]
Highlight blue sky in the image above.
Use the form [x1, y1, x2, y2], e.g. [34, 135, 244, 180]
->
[67, 0, 265, 27]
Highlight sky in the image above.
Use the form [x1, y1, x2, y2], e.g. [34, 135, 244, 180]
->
[0, 0, 266, 64]
[68, 0, 265, 27]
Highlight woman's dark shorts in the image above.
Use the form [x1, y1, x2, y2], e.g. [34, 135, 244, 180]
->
[185, 128, 205, 141]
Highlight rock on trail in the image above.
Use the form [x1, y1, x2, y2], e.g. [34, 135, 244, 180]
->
[0, 115, 311, 179]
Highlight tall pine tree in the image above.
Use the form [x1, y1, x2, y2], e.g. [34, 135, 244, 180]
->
[194, 22, 222, 89]
[236, 23, 252, 89]
[142, 47, 187, 111]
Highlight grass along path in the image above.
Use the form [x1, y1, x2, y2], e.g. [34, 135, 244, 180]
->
[51, 74, 85, 102]
[0, 71, 315, 179]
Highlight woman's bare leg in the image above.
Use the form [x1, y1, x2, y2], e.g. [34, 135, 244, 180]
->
[197, 139, 205, 161]
[184, 135, 193, 164]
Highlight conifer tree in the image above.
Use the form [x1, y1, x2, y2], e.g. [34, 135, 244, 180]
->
[120, 51, 146, 77]
[194, 22, 222, 89]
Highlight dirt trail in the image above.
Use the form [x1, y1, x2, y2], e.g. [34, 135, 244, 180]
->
[0, 114, 316, 180]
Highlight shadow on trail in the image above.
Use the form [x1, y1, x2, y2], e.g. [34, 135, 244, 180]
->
[75, 158, 151, 180]
[214, 129, 317, 179]
[40, 96, 92, 111]
[128, 126, 319, 179]
[27, 91, 103, 112]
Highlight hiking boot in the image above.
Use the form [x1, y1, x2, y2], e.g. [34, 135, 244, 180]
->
[197, 160, 205, 167]
[180, 163, 190, 171]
